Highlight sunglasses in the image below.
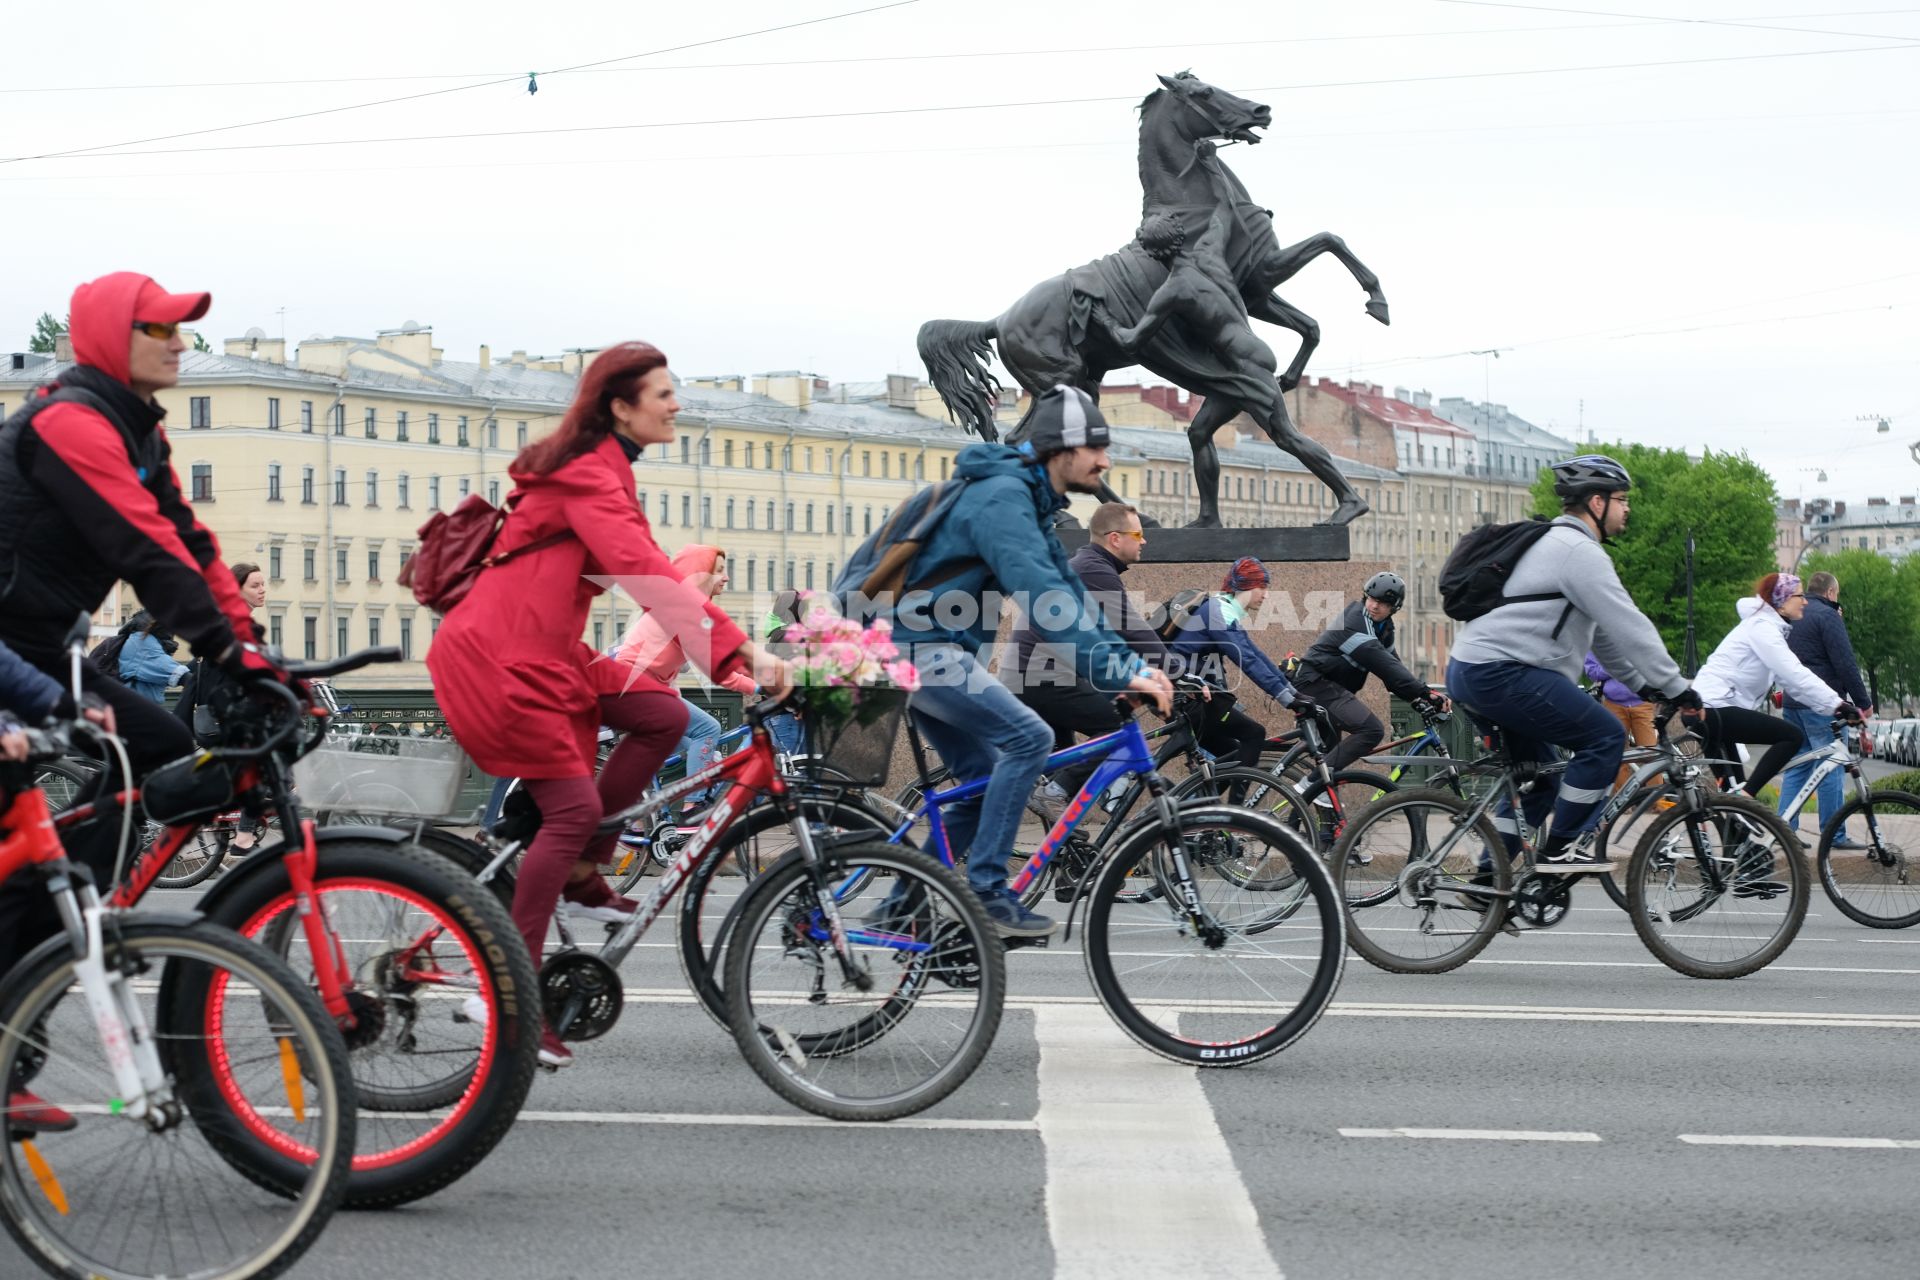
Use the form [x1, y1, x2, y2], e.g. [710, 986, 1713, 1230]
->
[1108, 529, 1147, 542]
[131, 321, 182, 340]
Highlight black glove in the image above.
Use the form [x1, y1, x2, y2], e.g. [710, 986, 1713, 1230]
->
[1837, 701, 1865, 725]
[219, 640, 288, 686]
[1411, 695, 1441, 720]
[1670, 686, 1703, 712]
[1289, 694, 1323, 722]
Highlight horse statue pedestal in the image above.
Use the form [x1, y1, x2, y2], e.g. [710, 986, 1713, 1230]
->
[1054, 523, 1351, 564]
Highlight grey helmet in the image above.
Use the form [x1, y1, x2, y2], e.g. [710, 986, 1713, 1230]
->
[1362, 571, 1406, 609]
[1551, 454, 1631, 501]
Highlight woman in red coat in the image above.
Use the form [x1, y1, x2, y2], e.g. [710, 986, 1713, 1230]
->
[429, 341, 788, 1067]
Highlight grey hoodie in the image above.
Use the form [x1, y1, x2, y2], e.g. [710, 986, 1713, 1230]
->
[1449, 515, 1687, 698]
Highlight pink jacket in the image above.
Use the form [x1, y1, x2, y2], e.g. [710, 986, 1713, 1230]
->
[613, 544, 758, 694]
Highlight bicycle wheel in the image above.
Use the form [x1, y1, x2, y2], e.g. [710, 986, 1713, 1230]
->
[153, 822, 232, 890]
[1817, 789, 1920, 929]
[209, 839, 539, 1208]
[1331, 788, 1511, 974]
[723, 841, 1004, 1121]
[27, 760, 91, 813]
[677, 794, 896, 1028]
[1626, 793, 1809, 978]
[0, 918, 353, 1280]
[1289, 769, 1401, 903]
[1594, 786, 1679, 912]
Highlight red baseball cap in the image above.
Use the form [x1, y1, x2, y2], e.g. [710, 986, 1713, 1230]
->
[131, 276, 211, 325]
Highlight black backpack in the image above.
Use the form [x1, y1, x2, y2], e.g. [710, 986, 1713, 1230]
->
[1148, 587, 1212, 643]
[88, 631, 131, 678]
[1437, 517, 1565, 622]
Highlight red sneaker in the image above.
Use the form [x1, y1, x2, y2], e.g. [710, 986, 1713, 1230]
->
[538, 1029, 575, 1070]
[7, 1090, 78, 1137]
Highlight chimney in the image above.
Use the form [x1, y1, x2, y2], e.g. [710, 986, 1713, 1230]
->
[509, 350, 528, 368]
[753, 372, 812, 409]
[886, 374, 919, 410]
[54, 333, 74, 362]
[478, 344, 490, 370]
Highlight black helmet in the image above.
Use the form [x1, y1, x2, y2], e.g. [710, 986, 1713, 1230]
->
[1013, 385, 1111, 458]
[1362, 571, 1406, 608]
[1551, 454, 1631, 501]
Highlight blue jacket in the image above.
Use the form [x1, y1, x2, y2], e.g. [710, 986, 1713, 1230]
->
[118, 630, 187, 702]
[0, 637, 64, 725]
[1166, 594, 1300, 706]
[1784, 594, 1870, 710]
[892, 444, 1142, 693]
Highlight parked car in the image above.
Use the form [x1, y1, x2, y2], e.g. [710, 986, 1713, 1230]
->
[1894, 719, 1920, 767]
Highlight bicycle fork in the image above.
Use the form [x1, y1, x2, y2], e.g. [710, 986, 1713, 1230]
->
[50, 878, 174, 1125]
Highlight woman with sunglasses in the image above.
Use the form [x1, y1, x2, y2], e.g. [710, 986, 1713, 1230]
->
[1691, 571, 1859, 799]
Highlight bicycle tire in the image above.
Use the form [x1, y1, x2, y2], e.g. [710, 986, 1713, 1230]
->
[723, 842, 1004, 1121]
[1595, 786, 1680, 912]
[27, 760, 91, 813]
[153, 822, 233, 890]
[1816, 789, 1920, 930]
[1083, 804, 1345, 1066]
[0, 917, 353, 1280]
[1292, 768, 1401, 906]
[676, 794, 896, 1028]
[207, 839, 540, 1209]
[1330, 787, 1511, 975]
[1626, 792, 1809, 978]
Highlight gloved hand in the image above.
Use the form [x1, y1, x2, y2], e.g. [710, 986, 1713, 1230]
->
[1837, 701, 1865, 725]
[1671, 686, 1703, 712]
[219, 640, 289, 686]
[1288, 694, 1323, 723]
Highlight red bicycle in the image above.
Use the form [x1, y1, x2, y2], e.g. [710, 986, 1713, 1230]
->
[55, 634, 538, 1209]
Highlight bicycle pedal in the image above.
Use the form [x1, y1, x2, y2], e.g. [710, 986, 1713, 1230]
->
[1500, 920, 1523, 938]
[1002, 934, 1051, 951]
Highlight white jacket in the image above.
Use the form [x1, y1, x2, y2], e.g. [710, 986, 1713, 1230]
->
[1694, 597, 1841, 714]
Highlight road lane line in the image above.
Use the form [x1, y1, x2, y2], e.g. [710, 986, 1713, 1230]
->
[1340, 1128, 1601, 1142]
[1679, 1134, 1920, 1150]
[253, 1104, 1034, 1131]
[1036, 1003, 1281, 1280]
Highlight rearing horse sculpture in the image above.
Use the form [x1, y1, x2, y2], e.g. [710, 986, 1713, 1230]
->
[917, 71, 1390, 527]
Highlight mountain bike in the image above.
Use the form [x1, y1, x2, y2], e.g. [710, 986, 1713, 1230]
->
[1, 721, 355, 1280]
[1333, 704, 1807, 979]
[1767, 718, 1919, 929]
[47, 621, 538, 1209]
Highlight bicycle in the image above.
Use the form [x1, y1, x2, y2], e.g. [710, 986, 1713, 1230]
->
[464, 685, 1006, 1122]
[860, 692, 1344, 1067]
[47, 624, 538, 1209]
[1768, 718, 1919, 930]
[1332, 703, 1808, 979]
[1, 719, 355, 1280]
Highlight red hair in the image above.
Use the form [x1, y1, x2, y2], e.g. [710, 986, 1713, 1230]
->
[515, 341, 667, 475]
[1755, 572, 1784, 604]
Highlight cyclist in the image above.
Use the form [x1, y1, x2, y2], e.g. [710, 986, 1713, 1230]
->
[1292, 570, 1447, 772]
[879, 385, 1172, 939]
[1779, 570, 1872, 845]
[1012, 500, 1166, 801]
[0, 272, 276, 980]
[1164, 556, 1320, 770]
[1446, 455, 1699, 870]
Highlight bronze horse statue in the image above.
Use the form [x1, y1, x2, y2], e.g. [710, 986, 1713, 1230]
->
[917, 71, 1390, 527]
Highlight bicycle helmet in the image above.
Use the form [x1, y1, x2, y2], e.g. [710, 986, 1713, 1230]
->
[1551, 454, 1631, 501]
[1362, 571, 1406, 609]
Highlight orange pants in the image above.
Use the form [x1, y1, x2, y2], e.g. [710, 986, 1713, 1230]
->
[1603, 699, 1657, 790]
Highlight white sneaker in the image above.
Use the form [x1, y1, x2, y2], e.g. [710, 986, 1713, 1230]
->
[458, 994, 490, 1027]
[562, 900, 639, 925]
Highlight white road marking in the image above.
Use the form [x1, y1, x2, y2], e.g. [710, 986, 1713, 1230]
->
[1341, 1127, 1601, 1143]
[253, 1105, 1033, 1131]
[1679, 1134, 1920, 1150]
[1035, 1003, 1282, 1280]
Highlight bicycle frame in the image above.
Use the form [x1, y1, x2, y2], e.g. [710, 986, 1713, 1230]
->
[1773, 734, 1868, 828]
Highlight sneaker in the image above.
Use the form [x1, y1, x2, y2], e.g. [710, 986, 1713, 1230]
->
[7, 1090, 78, 1138]
[979, 890, 1059, 939]
[1829, 834, 1868, 851]
[561, 896, 640, 925]
[538, 1029, 575, 1070]
[1533, 848, 1615, 874]
[457, 993, 490, 1028]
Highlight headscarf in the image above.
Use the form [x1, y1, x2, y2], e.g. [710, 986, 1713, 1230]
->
[1223, 557, 1270, 593]
[1769, 573, 1803, 608]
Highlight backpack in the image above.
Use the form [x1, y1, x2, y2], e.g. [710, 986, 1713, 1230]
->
[832, 479, 979, 614]
[397, 493, 573, 615]
[1148, 587, 1211, 643]
[88, 631, 130, 678]
[1437, 517, 1564, 622]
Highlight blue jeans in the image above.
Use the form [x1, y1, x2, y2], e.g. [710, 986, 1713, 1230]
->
[764, 710, 803, 757]
[908, 645, 1054, 899]
[1778, 706, 1847, 837]
[677, 701, 723, 802]
[1447, 659, 1626, 863]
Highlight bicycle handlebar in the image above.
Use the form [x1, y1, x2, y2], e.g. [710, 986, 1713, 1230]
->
[283, 645, 403, 681]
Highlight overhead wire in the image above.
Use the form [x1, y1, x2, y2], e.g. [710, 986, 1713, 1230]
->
[1438, 0, 1920, 43]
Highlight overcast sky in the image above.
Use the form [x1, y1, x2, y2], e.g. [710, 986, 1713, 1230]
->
[5, 0, 1916, 502]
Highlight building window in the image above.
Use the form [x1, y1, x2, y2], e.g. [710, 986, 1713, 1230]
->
[862, 451, 872, 476]
[805, 561, 816, 589]
[724, 440, 734, 467]
[188, 397, 210, 429]
[190, 463, 213, 501]
[681, 494, 691, 525]
[427, 412, 440, 444]
[487, 479, 500, 505]
[267, 463, 282, 501]
[804, 447, 813, 471]
[680, 437, 691, 464]
[367, 550, 381, 582]
[457, 415, 469, 447]
[765, 559, 776, 591]
[398, 547, 411, 576]
[785, 501, 795, 531]
[805, 503, 815, 533]
[516, 421, 528, 448]
[365, 471, 378, 506]
[881, 453, 890, 479]
[826, 504, 834, 534]
[844, 504, 852, 531]
[303, 548, 316, 581]
[331, 403, 345, 435]
[746, 559, 756, 591]
[268, 545, 282, 580]
[658, 492, 669, 525]
[303, 616, 318, 661]
[399, 616, 413, 660]
[267, 397, 281, 430]
[336, 617, 349, 659]
[397, 473, 410, 509]
[701, 495, 712, 527]
[940, 457, 950, 481]
[725, 497, 735, 529]
[914, 455, 924, 480]
[364, 407, 377, 439]
[269, 615, 283, 649]
[335, 547, 349, 582]
[486, 421, 498, 449]
[766, 443, 775, 468]
[459, 477, 471, 498]
[429, 475, 440, 509]
[699, 437, 711, 466]
[368, 616, 381, 647]
[864, 506, 873, 535]
[785, 560, 796, 589]
[746, 498, 756, 528]
[301, 400, 314, 432]
[396, 410, 409, 441]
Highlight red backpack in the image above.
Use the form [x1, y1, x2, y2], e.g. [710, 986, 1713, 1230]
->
[397, 494, 572, 615]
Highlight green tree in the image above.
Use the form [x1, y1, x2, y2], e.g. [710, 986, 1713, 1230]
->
[28, 311, 66, 354]
[1801, 548, 1920, 708]
[1530, 442, 1778, 669]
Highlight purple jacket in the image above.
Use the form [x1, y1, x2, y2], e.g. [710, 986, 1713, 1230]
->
[1583, 652, 1641, 707]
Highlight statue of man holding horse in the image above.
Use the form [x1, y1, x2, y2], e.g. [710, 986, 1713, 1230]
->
[918, 71, 1390, 528]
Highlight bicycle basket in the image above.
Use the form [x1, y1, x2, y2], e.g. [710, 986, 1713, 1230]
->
[291, 733, 470, 817]
[796, 685, 910, 787]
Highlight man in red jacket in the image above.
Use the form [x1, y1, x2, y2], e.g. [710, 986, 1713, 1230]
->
[0, 271, 273, 979]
